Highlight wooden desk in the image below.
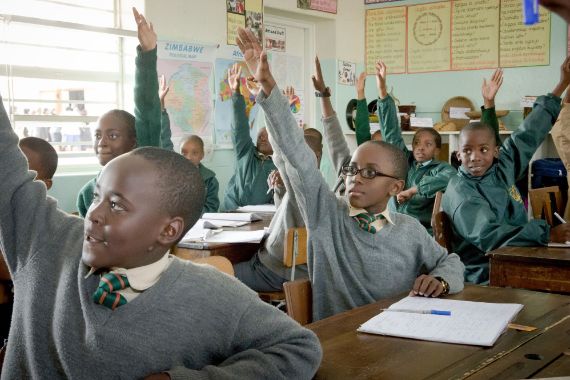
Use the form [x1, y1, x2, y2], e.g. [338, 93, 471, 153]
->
[488, 246, 570, 294]
[172, 213, 273, 264]
[306, 286, 570, 379]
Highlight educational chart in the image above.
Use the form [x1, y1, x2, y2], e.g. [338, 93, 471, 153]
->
[214, 46, 260, 146]
[407, 1, 451, 73]
[297, 0, 337, 14]
[267, 51, 305, 127]
[365, 6, 407, 74]
[451, 0, 500, 70]
[227, 0, 263, 45]
[499, 0, 550, 67]
[157, 41, 215, 139]
[365, 0, 551, 73]
[265, 23, 286, 52]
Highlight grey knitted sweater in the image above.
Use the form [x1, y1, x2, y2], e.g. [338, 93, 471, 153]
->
[257, 87, 465, 321]
[0, 95, 321, 379]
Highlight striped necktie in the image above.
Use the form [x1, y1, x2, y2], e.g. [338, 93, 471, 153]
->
[352, 212, 385, 234]
[93, 272, 130, 310]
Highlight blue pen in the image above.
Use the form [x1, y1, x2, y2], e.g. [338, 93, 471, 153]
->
[523, 0, 539, 25]
[382, 308, 451, 316]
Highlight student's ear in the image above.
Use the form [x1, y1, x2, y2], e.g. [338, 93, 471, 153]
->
[493, 146, 499, 159]
[43, 178, 53, 190]
[157, 216, 185, 246]
[389, 179, 405, 196]
[455, 150, 462, 163]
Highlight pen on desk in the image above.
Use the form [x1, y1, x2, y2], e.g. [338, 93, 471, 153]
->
[554, 212, 566, 224]
[382, 308, 451, 316]
[266, 187, 274, 195]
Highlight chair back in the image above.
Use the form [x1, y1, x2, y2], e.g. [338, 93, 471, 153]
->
[431, 192, 454, 250]
[528, 186, 563, 226]
[283, 279, 312, 325]
[191, 256, 235, 276]
[283, 228, 307, 281]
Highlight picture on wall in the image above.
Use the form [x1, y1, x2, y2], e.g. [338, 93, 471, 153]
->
[297, 0, 337, 14]
[227, 0, 263, 45]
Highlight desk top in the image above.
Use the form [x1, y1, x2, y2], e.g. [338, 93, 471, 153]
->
[487, 245, 570, 265]
[306, 285, 570, 379]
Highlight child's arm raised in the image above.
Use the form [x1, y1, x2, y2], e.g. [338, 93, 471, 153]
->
[133, 7, 161, 148]
[376, 61, 408, 155]
[480, 68, 503, 146]
[354, 72, 372, 145]
[158, 74, 174, 151]
[229, 64, 256, 159]
[313, 56, 351, 173]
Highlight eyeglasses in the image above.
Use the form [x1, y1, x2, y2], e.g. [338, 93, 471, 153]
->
[341, 165, 400, 180]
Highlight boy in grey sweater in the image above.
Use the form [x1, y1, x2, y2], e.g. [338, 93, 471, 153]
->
[0, 70, 321, 380]
[237, 28, 464, 321]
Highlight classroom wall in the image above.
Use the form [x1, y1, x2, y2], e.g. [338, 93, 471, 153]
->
[47, 0, 567, 212]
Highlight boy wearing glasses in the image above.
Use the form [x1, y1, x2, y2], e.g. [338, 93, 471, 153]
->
[236, 28, 464, 321]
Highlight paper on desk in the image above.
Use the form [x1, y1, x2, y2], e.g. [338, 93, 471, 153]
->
[547, 241, 570, 247]
[236, 204, 277, 213]
[199, 219, 249, 228]
[357, 297, 523, 347]
[202, 212, 262, 222]
[181, 223, 221, 241]
[201, 229, 266, 243]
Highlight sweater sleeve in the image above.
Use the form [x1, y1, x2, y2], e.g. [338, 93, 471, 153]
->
[355, 98, 371, 146]
[203, 176, 220, 213]
[166, 297, 322, 380]
[134, 46, 161, 148]
[498, 94, 561, 181]
[232, 93, 255, 159]
[257, 86, 337, 229]
[416, 163, 457, 198]
[480, 106, 501, 146]
[76, 178, 96, 217]
[160, 110, 174, 151]
[378, 96, 410, 157]
[322, 113, 352, 174]
[451, 197, 550, 252]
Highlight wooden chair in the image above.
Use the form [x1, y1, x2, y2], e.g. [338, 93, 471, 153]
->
[258, 228, 308, 304]
[528, 186, 563, 226]
[283, 279, 312, 325]
[191, 256, 235, 276]
[431, 191, 454, 251]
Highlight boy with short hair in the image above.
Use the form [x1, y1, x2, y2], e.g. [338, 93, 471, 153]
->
[221, 63, 276, 211]
[237, 28, 464, 321]
[77, 8, 172, 217]
[443, 57, 570, 284]
[0, 94, 322, 378]
[180, 134, 220, 213]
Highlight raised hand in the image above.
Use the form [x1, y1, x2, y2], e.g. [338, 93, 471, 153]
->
[481, 68, 503, 109]
[311, 56, 327, 93]
[267, 169, 284, 190]
[553, 56, 570, 98]
[375, 60, 388, 99]
[133, 7, 156, 52]
[284, 86, 296, 102]
[236, 27, 275, 95]
[355, 72, 366, 100]
[228, 63, 242, 94]
[158, 74, 169, 111]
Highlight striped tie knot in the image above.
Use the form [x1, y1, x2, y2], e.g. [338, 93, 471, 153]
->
[93, 272, 130, 310]
[352, 212, 384, 234]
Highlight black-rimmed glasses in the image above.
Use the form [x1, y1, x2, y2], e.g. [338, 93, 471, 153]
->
[341, 165, 400, 180]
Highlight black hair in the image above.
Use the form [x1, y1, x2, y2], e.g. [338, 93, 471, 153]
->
[459, 122, 498, 146]
[179, 135, 205, 152]
[303, 128, 323, 154]
[363, 140, 408, 180]
[130, 147, 205, 238]
[413, 128, 442, 148]
[101, 109, 136, 141]
[18, 137, 58, 179]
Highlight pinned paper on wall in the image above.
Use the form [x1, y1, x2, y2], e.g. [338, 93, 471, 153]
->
[265, 24, 286, 52]
[227, 0, 264, 45]
[338, 60, 356, 86]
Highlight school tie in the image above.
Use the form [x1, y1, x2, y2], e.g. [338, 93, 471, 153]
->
[93, 272, 130, 310]
[352, 212, 385, 234]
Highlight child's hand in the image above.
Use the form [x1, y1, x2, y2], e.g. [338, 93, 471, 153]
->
[267, 169, 284, 190]
[355, 72, 366, 100]
[375, 60, 388, 99]
[158, 75, 169, 111]
[540, 0, 570, 23]
[311, 56, 328, 94]
[549, 223, 570, 243]
[228, 63, 242, 94]
[553, 56, 570, 97]
[409, 274, 444, 297]
[283, 86, 296, 103]
[236, 28, 275, 95]
[396, 187, 416, 204]
[245, 75, 260, 97]
[133, 7, 156, 52]
[481, 68, 503, 109]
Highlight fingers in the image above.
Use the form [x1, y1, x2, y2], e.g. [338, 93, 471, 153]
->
[315, 56, 323, 81]
[236, 36, 246, 53]
[132, 7, 140, 20]
[411, 275, 443, 297]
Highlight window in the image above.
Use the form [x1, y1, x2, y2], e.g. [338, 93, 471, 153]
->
[0, 0, 143, 174]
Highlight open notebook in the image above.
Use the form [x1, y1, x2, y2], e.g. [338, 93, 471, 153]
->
[357, 297, 523, 347]
[202, 212, 262, 222]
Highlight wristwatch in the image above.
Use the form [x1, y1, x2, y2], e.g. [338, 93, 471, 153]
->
[435, 276, 449, 296]
[315, 87, 331, 98]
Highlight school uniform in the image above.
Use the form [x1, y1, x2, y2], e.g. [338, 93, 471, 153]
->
[0, 94, 322, 379]
[76, 46, 171, 217]
[258, 86, 465, 321]
[355, 98, 372, 145]
[220, 93, 276, 211]
[550, 102, 570, 219]
[198, 163, 220, 213]
[442, 94, 562, 284]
